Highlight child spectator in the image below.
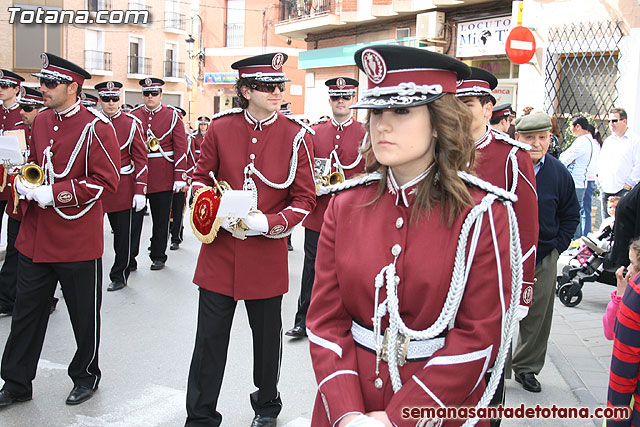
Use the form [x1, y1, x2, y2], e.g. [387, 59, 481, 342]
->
[605, 238, 640, 425]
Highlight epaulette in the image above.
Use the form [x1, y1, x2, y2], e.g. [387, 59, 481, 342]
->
[283, 114, 315, 135]
[14, 121, 24, 127]
[491, 129, 531, 151]
[312, 117, 329, 126]
[317, 172, 381, 196]
[87, 106, 110, 123]
[458, 171, 518, 203]
[130, 104, 144, 112]
[210, 107, 243, 122]
[125, 112, 142, 124]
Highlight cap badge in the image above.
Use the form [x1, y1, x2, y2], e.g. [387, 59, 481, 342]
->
[41, 53, 49, 69]
[336, 77, 346, 89]
[272, 53, 285, 71]
[361, 49, 386, 85]
[19, 86, 26, 98]
[456, 80, 464, 87]
[144, 78, 152, 86]
[107, 81, 115, 90]
[80, 92, 86, 100]
[0, 70, 4, 79]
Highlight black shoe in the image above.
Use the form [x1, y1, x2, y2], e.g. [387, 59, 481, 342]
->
[0, 389, 31, 408]
[514, 371, 541, 393]
[285, 325, 307, 338]
[287, 243, 293, 251]
[107, 281, 126, 292]
[150, 260, 165, 271]
[250, 415, 277, 427]
[170, 242, 180, 250]
[129, 263, 137, 272]
[50, 297, 58, 315]
[65, 385, 96, 405]
[0, 305, 12, 316]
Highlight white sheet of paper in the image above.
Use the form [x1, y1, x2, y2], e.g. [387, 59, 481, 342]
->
[217, 190, 253, 218]
[0, 136, 24, 165]
[4, 130, 27, 151]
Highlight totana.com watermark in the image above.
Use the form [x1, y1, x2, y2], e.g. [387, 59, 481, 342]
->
[7, 7, 149, 25]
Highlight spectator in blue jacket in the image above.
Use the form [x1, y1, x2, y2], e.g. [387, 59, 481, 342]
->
[512, 112, 580, 393]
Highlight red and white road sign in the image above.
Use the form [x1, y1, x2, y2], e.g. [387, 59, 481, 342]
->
[505, 26, 536, 65]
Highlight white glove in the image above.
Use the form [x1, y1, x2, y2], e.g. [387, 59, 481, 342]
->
[515, 305, 529, 321]
[132, 194, 146, 212]
[173, 180, 187, 193]
[242, 212, 269, 233]
[344, 415, 386, 427]
[14, 177, 31, 198]
[26, 185, 54, 208]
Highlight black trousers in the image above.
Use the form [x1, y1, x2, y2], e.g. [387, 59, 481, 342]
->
[1, 254, 102, 396]
[292, 228, 320, 329]
[185, 290, 283, 426]
[129, 191, 173, 265]
[107, 209, 132, 285]
[0, 218, 20, 311]
[0, 200, 6, 236]
[171, 191, 186, 244]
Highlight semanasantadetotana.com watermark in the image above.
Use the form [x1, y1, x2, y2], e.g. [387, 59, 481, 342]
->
[7, 7, 149, 25]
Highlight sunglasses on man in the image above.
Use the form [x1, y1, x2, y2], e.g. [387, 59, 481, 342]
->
[251, 82, 286, 93]
[20, 105, 40, 112]
[100, 96, 120, 103]
[143, 91, 161, 97]
[39, 78, 69, 90]
[609, 119, 622, 123]
[0, 82, 17, 89]
[330, 95, 352, 102]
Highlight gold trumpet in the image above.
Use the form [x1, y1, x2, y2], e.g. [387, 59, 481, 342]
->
[18, 163, 45, 189]
[321, 171, 345, 186]
[146, 137, 160, 152]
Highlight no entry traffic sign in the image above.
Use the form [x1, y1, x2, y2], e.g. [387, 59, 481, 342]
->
[505, 26, 536, 64]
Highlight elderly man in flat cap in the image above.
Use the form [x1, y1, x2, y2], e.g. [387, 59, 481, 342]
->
[511, 112, 580, 393]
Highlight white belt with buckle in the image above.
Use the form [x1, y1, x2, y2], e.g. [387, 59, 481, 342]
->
[351, 321, 445, 362]
[148, 150, 174, 159]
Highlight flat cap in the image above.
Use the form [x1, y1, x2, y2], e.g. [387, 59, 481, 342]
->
[515, 111, 552, 133]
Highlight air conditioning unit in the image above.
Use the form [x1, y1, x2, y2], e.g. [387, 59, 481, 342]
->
[424, 45, 444, 54]
[416, 11, 445, 41]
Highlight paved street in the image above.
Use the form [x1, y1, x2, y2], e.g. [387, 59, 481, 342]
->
[0, 215, 618, 426]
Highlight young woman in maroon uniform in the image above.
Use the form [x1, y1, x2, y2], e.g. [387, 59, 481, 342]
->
[307, 45, 522, 427]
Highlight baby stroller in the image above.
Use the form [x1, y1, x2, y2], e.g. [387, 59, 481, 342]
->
[556, 223, 617, 307]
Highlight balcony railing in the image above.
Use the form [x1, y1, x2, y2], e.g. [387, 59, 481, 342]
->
[127, 2, 152, 24]
[279, 0, 334, 22]
[163, 60, 184, 78]
[88, 0, 112, 12]
[85, 50, 112, 71]
[225, 23, 244, 48]
[128, 56, 151, 75]
[165, 12, 186, 31]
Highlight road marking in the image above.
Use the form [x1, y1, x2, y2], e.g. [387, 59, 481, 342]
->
[68, 384, 184, 426]
[38, 359, 67, 370]
[283, 417, 311, 427]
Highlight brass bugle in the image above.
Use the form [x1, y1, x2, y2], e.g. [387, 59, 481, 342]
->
[12, 163, 45, 189]
[146, 137, 160, 152]
[322, 171, 345, 186]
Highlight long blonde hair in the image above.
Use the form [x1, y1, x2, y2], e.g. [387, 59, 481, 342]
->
[362, 94, 475, 226]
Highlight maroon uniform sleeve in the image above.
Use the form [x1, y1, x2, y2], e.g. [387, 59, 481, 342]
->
[52, 120, 121, 207]
[131, 118, 148, 195]
[514, 148, 539, 306]
[264, 133, 316, 237]
[307, 196, 367, 425]
[171, 111, 188, 183]
[192, 127, 218, 189]
[385, 203, 512, 425]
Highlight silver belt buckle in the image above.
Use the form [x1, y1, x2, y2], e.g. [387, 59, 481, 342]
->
[381, 329, 410, 366]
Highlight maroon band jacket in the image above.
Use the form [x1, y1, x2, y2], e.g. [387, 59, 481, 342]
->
[307, 173, 512, 426]
[303, 116, 366, 232]
[0, 102, 22, 201]
[101, 109, 148, 213]
[131, 104, 187, 194]
[191, 109, 316, 300]
[474, 128, 539, 306]
[15, 101, 121, 262]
